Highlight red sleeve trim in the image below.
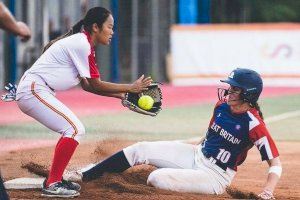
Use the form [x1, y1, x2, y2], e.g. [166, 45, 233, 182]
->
[83, 30, 100, 79]
[249, 124, 279, 160]
[88, 52, 100, 78]
[265, 131, 280, 158]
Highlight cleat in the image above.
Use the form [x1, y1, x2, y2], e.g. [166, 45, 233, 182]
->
[41, 180, 79, 198]
[61, 179, 81, 191]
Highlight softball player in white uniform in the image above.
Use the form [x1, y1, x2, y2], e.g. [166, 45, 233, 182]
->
[65, 69, 282, 200]
[15, 7, 152, 198]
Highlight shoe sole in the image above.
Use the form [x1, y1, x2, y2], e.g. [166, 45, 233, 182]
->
[41, 192, 80, 198]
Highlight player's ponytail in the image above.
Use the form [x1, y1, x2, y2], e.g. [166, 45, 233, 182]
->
[253, 102, 264, 120]
[42, 7, 110, 53]
[72, 19, 84, 34]
[42, 30, 72, 53]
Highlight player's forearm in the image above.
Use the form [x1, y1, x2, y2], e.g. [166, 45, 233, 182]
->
[263, 158, 282, 193]
[87, 78, 131, 93]
[84, 87, 123, 99]
[263, 171, 280, 193]
[100, 93, 124, 99]
[97, 81, 131, 93]
[81, 78, 125, 99]
[0, 3, 21, 35]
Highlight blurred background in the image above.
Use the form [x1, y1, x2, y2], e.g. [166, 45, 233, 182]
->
[1, 0, 300, 88]
[1, 2, 300, 200]
[1, 3, 300, 198]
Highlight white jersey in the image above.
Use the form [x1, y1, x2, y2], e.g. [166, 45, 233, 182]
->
[25, 31, 100, 91]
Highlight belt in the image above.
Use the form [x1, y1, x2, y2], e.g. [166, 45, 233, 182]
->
[202, 149, 228, 171]
[24, 72, 55, 92]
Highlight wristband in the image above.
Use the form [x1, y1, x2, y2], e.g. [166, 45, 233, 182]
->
[268, 165, 282, 178]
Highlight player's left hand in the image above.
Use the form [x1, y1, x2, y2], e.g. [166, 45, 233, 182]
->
[258, 189, 275, 199]
[129, 75, 153, 93]
[1, 83, 17, 102]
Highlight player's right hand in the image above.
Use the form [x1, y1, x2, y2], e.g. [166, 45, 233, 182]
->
[17, 21, 31, 42]
[258, 189, 275, 199]
[129, 75, 152, 93]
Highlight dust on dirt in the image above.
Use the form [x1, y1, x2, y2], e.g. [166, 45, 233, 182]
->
[226, 186, 259, 199]
[1, 139, 299, 199]
[22, 162, 49, 178]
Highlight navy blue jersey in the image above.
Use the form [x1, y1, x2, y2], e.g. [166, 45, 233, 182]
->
[201, 101, 279, 171]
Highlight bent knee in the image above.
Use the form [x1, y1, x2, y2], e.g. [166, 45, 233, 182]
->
[123, 141, 150, 166]
[130, 141, 149, 152]
[63, 122, 85, 142]
[76, 122, 85, 136]
[147, 169, 170, 189]
[74, 122, 85, 142]
[147, 170, 160, 187]
[124, 141, 150, 154]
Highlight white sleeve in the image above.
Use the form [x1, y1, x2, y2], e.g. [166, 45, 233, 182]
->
[66, 41, 92, 78]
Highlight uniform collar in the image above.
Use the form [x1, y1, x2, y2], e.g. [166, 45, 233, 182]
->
[82, 29, 94, 48]
[224, 103, 251, 115]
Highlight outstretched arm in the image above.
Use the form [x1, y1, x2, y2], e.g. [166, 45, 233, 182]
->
[80, 75, 152, 99]
[258, 157, 282, 199]
[0, 2, 31, 41]
[80, 78, 125, 99]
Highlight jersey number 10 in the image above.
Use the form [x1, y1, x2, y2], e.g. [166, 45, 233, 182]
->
[216, 148, 231, 163]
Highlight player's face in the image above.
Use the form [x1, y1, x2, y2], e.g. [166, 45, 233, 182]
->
[227, 86, 243, 106]
[96, 14, 114, 45]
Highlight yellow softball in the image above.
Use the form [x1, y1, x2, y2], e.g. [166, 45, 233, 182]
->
[138, 95, 154, 110]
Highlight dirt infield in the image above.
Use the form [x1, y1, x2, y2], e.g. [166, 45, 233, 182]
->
[0, 139, 299, 200]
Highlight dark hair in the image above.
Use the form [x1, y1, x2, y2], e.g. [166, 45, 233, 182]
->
[252, 102, 264, 120]
[42, 7, 111, 53]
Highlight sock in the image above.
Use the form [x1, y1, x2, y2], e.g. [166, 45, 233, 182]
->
[55, 136, 63, 149]
[82, 150, 130, 181]
[46, 137, 78, 187]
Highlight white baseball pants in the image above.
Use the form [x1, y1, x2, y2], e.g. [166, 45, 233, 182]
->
[123, 141, 236, 194]
[16, 73, 85, 142]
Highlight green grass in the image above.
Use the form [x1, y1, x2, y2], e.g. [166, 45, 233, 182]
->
[260, 94, 300, 118]
[1, 94, 300, 142]
[260, 94, 300, 141]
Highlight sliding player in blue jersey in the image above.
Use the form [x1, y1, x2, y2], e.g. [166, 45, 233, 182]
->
[65, 68, 281, 200]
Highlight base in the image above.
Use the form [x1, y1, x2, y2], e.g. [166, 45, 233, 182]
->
[4, 177, 44, 189]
